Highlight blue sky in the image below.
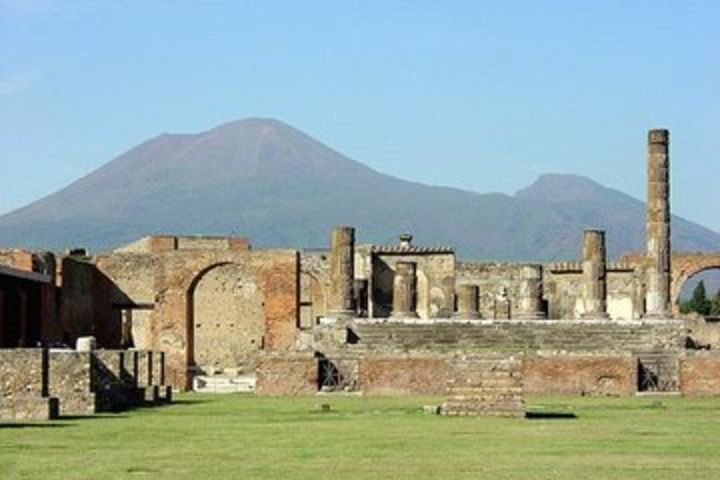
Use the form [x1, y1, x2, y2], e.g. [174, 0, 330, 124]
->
[1, 0, 718, 231]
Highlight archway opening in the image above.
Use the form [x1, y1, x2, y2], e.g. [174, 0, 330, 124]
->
[678, 268, 720, 320]
[188, 263, 265, 377]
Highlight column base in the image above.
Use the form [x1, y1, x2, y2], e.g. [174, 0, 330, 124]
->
[642, 312, 674, 320]
[580, 312, 610, 320]
[514, 312, 547, 320]
[452, 312, 481, 320]
[327, 310, 356, 319]
[390, 312, 419, 319]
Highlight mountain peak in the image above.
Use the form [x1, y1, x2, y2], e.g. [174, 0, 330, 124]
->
[515, 174, 610, 203]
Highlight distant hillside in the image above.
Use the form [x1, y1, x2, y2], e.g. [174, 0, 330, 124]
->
[0, 118, 718, 260]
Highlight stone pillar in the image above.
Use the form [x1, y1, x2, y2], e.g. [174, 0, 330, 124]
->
[454, 284, 480, 319]
[494, 288, 511, 320]
[644, 129, 672, 319]
[391, 262, 418, 318]
[328, 226, 355, 318]
[580, 229, 610, 319]
[516, 265, 546, 319]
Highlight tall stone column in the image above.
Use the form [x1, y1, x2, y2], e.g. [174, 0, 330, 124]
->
[328, 226, 356, 318]
[391, 261, 418, 318]
[516, 265, 546, 319]
[580, 229, 610, 319]
[454, 284, 480, 319]
[644, 129, 672, 319]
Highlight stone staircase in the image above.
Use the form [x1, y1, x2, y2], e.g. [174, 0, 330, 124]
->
[345, 320, 685, 353]
[192, 375, 256, 393]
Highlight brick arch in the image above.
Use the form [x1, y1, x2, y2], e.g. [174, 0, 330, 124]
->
[185, 261, 241, 369]
[671, 253, 720, 315]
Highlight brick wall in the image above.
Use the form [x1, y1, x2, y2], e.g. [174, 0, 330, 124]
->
[523, 355, 636, 395]
[256, 353, 317, 395]
[680, 354, 720, 395]
[358, 356, 451, 395]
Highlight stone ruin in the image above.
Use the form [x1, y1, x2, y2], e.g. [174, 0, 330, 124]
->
[0, 338, 170, 420]
[441, 354, 525, 417]
[2, 128, 720, 420]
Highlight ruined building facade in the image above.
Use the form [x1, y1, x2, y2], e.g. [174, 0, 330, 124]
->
[2, 129, 720, 403]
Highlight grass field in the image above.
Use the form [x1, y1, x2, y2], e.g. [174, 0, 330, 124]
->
[1, 394, 720, 479]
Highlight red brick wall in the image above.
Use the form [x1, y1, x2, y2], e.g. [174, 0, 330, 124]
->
[358, 356, 452, 395]
[680, 355, 720, 395]
[523, 355, 636, 396]
[256, 353, 317, 395]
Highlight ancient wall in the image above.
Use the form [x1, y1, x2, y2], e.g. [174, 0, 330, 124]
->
[192, 263, 265, 374]
[96, 247, 299, 389]
[523, 355, 636, 395]
[357, 355, 451, 395]
[456, 262, 527, 318]
[366, 248, 454, 319]
[299, 251, 331, 328]
[255, 352, 318, 395]
[679, 353, 720, 395]
[457, 261, 642, 320]
[0, 348, 47, 397]
[59, 257, 119, 347]
[48, 350, 95, 415]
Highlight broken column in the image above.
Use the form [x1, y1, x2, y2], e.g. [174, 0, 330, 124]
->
[454, 284, 480, 319]
[516, 265, 546, 319]
[581, 229, 610, 319]
[391, 261, 418, 318]
[644, 129, 672, 319]
[328, 226, 356, 318]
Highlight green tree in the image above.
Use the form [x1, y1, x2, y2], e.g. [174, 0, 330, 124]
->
[711, 289, 720, 316]
[689, 280, 712, 316]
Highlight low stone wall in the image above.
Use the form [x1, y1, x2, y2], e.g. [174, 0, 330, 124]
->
[256, 352, 318, 395]
[523, 355, 636, 396]
[0, 349, 46, 397]
[0, 396, 59, 421]
[680, 353, 720, 395]
[0, 348, 58, 420]
[48, 350, 95, 415]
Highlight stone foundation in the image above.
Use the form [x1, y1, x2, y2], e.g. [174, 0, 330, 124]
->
[680, 353, 720, 395]
[442, 354, 525, 417]
[256, 352, 318, 395]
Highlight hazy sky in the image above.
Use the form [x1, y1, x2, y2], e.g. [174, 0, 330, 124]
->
[1, 0, 718, 231]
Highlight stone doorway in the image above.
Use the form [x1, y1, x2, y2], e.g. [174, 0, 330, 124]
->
[190, 263, 265, 377]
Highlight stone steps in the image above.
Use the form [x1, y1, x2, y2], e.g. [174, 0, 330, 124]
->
[193, 375, 256, 394]
[349, 323, 684, 353]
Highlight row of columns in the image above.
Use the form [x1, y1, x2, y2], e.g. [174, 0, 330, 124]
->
[327, 225, 548, 319]
[329, 127, 672, 322]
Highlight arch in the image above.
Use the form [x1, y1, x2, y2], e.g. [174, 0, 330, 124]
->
[671, 253, 720, 316]
[186, 262, 265, 376]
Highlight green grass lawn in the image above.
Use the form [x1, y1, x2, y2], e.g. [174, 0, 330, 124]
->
[1, 394, 719, 479]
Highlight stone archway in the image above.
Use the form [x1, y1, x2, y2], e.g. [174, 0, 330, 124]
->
[671, 253, 720, 316]
[188, 263, 265, 375]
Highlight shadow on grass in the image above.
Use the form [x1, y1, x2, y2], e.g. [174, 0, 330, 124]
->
[59, 414, 130, 421]
[526, 411, 577, 419]
[0, 423, 71, 429]
[170, 398, 209, 406]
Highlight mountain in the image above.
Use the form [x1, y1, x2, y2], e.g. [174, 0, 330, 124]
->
[0, 118, 718, 260]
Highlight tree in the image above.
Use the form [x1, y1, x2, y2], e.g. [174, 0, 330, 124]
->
[712, 289, 720, 316]
[689, 280, 712, 316]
